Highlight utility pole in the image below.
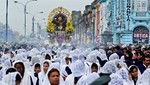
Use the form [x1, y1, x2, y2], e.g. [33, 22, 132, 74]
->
[6, 0, 8, 42]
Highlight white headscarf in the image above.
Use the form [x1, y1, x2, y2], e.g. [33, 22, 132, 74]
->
[109, 53, 119, 61]
[39, 60, 51, 83]
[109, 73, 124, 85]
[117, 67, 129, 81]
[72, 60, 85, 77]
[136, 68, 150, 85]
[13, 60, 33, 85]
[31, 56, 40, 66]
[117, 67, 130, 85]
[11, 51, 16, 57]
[128, 65, 141, 80]
[42, 63, 64, 85]
[101, 61, 117, 74]
[86, 52, 97, 63]
[86, 72, 100, 85]
[114, 59, 128, 69]
[3, 72, 22, 85]
[70, 54, 79, 63]
[99, 54, 108, 61]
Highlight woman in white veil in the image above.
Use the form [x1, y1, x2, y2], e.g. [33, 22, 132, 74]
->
[117, 67, 130, 85]
[65, 60, 85, 85]
[136, 67, 150, 85]
[109, 73, 124, 85]
[2, 72, 22, 85]
[39, 60, 51, 83]
[13, 60, 33, 85]
[128, 65, 141, 85]
[42, 62, 64, 85]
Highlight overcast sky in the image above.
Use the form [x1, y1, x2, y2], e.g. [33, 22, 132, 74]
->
[0, 0, 93, 35]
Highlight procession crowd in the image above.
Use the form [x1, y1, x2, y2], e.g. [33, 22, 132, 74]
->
[0, 43, 150, 85]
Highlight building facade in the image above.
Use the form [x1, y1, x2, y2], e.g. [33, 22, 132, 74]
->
[98, 0, 150, 44]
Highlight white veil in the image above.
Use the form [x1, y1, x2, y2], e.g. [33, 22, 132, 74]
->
[136, 68, 150, 85]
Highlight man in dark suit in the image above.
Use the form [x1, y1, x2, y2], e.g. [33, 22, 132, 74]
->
[138, 56, 150, 74]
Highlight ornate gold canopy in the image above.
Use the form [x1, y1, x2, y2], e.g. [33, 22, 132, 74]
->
[46, 7, 74, 33]
[48, 7, 72, 21]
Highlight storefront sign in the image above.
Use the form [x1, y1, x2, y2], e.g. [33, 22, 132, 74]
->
[133, 33, 149, 39]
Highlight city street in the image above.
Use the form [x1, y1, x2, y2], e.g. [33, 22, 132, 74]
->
[0, 0, 150, 85]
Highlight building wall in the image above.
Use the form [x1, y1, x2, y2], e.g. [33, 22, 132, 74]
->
[98, 0, 150, 44]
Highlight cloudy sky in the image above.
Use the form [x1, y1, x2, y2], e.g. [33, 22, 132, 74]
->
[0, 0, 93, 35]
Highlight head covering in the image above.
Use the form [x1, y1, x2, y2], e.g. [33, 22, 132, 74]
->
[86, 72, 99, 85]
[11, 51, 16, 57]
[38, 60, 51, 83]
[128, 65, 141, 80]
[78, 54, 85, 62]
[114, 59, 128, 69]
[101, 61, 117, 74]
[42, 63, 64, 85]
[136, 68, 150, 85]
[86, 53, 97, 63]
[3, 72, 22, 85]
[31, 56, 40, 66]
[3, 60, 11, 70]
[109, 73, 123, 85]
[71, 54, 79, 63]
[117, 67, 129, 81]
[90, 73, 111, 85]
[72, 60, 85, 77]
[99, 54, 108, 61]
[109, 53, 119, 61]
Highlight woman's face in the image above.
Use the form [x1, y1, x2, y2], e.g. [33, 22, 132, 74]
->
[43, 63, 49, 73]
[49, 71, 60, 85]
[65, 58, 70, 65]
[10, 52, 14, 58]
[131, 68, 138, 78]
[35, 67, 41, 73]
[91, 67, 98, 73]
[15, 64, 24, 74]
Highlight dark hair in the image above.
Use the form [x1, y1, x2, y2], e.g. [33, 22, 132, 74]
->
[34, 63, 41, 69]
[129, 66, 138, 73]
[4, 48, 9, 52]
[143, 56, 150, 61]
[14, 62, 25, 77]
[43, 61, 49, 66]
[6, 68, 16, 74]
[115, 46, 121, 50]
[45, 54, 51, 60]
[16, 73, 22, 82]
[48, 68, 60, 77]
[65, 66, 72, 75]
[91, 63, 98, 69]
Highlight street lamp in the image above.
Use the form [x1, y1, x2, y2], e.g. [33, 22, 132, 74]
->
[26, 12, 43, 36]
[36, 18, 45, 35]
[126, 0, 131, 30]
[14, 0, 37, 39]
[6, 0, 8, 42]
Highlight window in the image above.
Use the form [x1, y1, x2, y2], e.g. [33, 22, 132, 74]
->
[132, 0, 134, 11]
[136, 0, 146, 12]
[149, 0, 150, 11]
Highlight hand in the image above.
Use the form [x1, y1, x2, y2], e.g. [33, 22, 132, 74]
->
[148, 65, 150, 68]
[129, 73, 132, 80]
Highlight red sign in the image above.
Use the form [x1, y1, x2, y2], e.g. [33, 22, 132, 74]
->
[133, 33, 149, 39]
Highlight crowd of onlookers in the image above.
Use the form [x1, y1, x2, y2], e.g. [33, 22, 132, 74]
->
[0, 43, 149, 85]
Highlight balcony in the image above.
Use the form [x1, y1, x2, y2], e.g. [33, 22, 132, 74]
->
[132, 12, 150, 21]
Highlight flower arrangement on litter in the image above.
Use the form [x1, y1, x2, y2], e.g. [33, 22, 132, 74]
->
[46, 20, 55, 33]
[65, 20, 74, 33]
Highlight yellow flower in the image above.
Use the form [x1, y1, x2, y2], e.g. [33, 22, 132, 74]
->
[65, 20, 74, 33]
[46, 20, 55, 32]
